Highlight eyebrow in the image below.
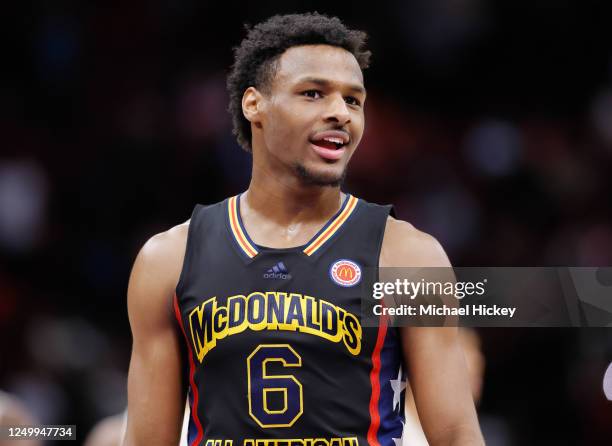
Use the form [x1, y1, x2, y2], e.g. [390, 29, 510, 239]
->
[295, 76, 366, 95]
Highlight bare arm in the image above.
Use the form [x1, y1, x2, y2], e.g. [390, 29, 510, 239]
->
[380, 218, 484, 446]
[123, 223, 189, 446]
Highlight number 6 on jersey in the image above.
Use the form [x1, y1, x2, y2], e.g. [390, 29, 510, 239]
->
[247, 344, 304, 428]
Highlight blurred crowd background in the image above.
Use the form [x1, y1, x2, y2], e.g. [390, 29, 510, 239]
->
[1, 0, 612, 444]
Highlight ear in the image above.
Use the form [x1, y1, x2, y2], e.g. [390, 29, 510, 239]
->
[242, 87, 265, 127]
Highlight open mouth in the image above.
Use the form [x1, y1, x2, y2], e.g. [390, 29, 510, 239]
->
[311, 137, 346, 150]
[309, 131, 350, 160]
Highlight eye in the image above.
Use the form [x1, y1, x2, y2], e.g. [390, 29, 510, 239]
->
[345, 96, 361, 106]
[302, 90, 322, 99]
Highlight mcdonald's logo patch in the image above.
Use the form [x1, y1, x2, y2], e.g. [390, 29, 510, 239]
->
[330, 259, 362, 287]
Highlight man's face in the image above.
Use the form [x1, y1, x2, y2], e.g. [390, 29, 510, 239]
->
[256, 44, 366, 187]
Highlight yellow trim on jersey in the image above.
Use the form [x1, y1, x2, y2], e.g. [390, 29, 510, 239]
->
[244, 438, 358, 446]
[303, 195, 358, 256]
[228, 195, 258, 258]
[188, 292, 362, 363]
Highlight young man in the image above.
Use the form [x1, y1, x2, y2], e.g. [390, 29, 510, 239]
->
[124, 13, 483, 446]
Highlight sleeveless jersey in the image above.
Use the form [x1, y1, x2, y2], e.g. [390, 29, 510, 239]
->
[174, 194, 406, 446]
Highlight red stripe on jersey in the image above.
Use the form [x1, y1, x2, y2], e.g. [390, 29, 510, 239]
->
[229, 196, 257, 257]
[367, 316, 388, 446]
[174, 293, 204, 446]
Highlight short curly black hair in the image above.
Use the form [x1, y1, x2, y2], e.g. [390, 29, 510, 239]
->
[227, 12, 371, 152]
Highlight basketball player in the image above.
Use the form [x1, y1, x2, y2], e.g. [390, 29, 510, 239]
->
[123, 13, 483, 446]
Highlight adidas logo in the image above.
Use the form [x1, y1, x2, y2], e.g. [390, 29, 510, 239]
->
[263, 261, 292, 280]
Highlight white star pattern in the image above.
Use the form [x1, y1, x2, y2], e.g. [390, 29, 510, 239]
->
[389, 365, 407, 412]
[392, 418, 405, 446]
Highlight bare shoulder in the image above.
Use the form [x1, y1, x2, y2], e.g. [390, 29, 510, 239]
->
[139, 220, 190, 266]
[128, 220, 190, 321]
[380, 216, 451, 267]
[135, 220, 190, 282]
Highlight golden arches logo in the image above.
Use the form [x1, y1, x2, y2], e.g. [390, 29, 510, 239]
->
[330, 259, 362, 287]
[337, 265, 355, 280]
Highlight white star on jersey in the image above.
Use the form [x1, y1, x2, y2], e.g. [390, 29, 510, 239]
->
[389, 365, 407, 412]
[392, 418, 405, 446]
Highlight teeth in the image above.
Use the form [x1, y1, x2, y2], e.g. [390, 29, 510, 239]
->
[323, 137, 344, 144]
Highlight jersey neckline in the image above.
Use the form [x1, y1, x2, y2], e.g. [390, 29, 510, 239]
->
[226, 193, 360, 260]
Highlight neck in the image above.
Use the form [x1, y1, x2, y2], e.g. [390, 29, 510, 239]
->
[245, 162, 343, 226]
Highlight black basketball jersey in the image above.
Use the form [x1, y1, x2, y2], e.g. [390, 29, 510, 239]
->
[174, 193, 406, 446]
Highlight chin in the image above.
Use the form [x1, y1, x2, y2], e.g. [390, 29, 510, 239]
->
[294, 163, 347, 187]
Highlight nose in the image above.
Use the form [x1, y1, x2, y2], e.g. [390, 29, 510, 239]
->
[323, 93, 351, 126]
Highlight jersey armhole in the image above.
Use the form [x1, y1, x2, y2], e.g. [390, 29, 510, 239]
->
[175, 204, 203, 300]
[376, 205, 400, 340]
[375, 204, 395, 274]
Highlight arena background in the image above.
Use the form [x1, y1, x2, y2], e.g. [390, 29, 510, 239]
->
[1, 0, 612, 444]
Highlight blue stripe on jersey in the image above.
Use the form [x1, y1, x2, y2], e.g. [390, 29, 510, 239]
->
[377, 328, 405, 446]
